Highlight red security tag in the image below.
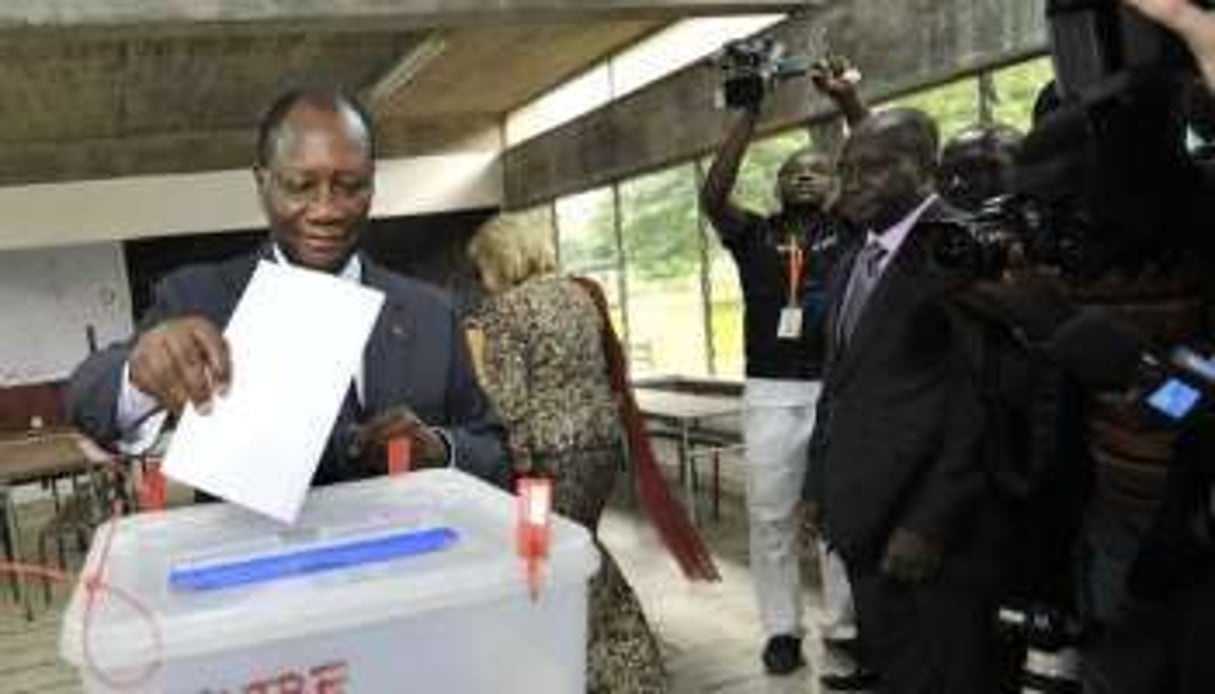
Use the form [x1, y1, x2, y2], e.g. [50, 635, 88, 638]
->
[139, 458, 167, 512]
[387, 436, 412, 476]
[516, 476, 553, 602]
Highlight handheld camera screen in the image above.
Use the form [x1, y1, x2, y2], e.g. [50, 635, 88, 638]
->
[1147, 378, 1202, 421]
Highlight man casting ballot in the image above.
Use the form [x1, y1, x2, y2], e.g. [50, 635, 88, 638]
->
[68, 86, 508, 491]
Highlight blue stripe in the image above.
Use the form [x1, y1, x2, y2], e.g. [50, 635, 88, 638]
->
[169, 527, 460, 591]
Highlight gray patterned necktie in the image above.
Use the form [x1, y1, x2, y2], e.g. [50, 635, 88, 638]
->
[836, 240, 887, 346]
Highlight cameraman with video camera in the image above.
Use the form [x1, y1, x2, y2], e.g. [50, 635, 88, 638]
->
[699, 47, 871, 686]
[943, 2, 1215, 691]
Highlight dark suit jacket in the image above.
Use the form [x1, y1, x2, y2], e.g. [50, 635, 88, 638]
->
[68, 245, 510, 489]
[804, 202, 990, 564]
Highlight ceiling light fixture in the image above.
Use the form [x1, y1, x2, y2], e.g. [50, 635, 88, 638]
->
[365, 33, 448, 108]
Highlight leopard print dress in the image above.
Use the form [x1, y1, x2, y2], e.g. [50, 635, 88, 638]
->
[472, 274, 668, 694]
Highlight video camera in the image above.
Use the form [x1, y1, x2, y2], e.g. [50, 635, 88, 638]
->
[716, 37, 812, 110]
[933, 0, 1215, 281]
[931, 194, 1099, 279]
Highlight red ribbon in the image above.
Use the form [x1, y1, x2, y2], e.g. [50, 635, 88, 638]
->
[572, 276, 721, 582]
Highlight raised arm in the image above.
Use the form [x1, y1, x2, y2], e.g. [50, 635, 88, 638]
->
[700, 107, 762, 240]
[812, 56, 870, 128]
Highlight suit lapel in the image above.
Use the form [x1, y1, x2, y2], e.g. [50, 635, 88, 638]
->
[829, 228, 926, 387]
[360, 257, 412, 412]
[212, 244, 271, 327]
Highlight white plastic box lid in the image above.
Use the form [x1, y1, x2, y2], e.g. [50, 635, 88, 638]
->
[59, 469, 599, 671]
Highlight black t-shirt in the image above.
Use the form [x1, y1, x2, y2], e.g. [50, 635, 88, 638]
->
[716, 210, 846, 380]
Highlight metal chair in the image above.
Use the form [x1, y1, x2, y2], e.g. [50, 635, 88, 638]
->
[35, 464, 127, 605]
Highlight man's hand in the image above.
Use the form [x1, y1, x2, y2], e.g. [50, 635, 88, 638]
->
[351, 406, 448, 467]
[881, 527, 944, 583]
[799, 501, 822, 555]
[1124, 0, 1215, 93]
[810, 56, 862, 101]
[129, 316, 230, 415]
[810, 56, 868, 126]
[802, 501, 822, 537]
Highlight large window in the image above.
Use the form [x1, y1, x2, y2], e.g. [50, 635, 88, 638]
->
[990, 57, 1055, 132]
[619, 165, 708, 376]
[555, 188, 624, 334]
[888, 76, 980, 142]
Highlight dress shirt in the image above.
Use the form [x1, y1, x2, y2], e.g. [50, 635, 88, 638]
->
[864, 194, 938, 281]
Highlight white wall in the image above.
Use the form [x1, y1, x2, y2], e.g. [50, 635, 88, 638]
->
[0, 243, 133, 386]
[0, 152, 503, 383]
[0, 152, 503, 251]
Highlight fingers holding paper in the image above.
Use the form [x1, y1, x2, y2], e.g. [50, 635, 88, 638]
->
[130, 316, 231, 415]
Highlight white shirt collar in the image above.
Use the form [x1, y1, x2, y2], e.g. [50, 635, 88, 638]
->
[271, 244, 362, 284]
[866, 194, 938, 262]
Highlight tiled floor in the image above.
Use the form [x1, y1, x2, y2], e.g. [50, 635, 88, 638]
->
[0, 469, 848, 693]
[602, 492, 838, 694]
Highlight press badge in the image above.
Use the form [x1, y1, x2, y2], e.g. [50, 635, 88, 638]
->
[778, 307, 804, 339]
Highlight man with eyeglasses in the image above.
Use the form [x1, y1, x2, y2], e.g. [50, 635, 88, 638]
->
[68, 86, 508, 489]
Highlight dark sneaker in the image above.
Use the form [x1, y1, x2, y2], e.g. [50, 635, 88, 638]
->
[820, 668, 879, 691]
[761, 634, 806, 675]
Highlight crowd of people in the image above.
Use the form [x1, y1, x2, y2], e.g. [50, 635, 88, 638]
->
[62, 1, 1215, 692]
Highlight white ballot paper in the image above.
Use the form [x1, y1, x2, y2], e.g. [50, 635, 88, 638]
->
[163, 261, 385, 523]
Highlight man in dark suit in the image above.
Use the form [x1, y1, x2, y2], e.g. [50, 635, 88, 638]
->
[68, 86, 508, 489]
[803, 108, 1002, 693]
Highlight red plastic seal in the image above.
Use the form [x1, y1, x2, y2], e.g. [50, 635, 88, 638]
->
[515, 476, 553, 601]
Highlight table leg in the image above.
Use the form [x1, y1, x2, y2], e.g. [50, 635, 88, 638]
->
[1, 485, 32, 620]
[680, 423, 697, 524]
[1, 486, 16, 602]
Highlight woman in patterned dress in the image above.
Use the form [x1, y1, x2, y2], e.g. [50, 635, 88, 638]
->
[467, 214, 668, 693]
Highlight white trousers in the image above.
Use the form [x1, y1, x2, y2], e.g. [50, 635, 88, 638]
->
[743, 378, 857, 645]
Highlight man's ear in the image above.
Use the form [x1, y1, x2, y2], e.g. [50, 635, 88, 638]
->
[252, 165, 274, 211]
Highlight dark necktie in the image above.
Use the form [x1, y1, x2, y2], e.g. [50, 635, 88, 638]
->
[836, 240, 887, 347]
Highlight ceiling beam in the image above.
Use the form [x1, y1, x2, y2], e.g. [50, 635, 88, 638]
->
[0, 1, 806, 38]
[504, 0, 1047, 207]
[0, 113, 502, 187]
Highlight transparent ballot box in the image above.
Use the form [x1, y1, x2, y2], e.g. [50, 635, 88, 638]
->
[59, 469, 599, 693]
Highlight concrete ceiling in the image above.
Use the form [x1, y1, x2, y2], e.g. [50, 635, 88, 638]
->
[0, 1, 801, 187]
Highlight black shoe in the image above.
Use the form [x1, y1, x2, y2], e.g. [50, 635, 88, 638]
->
[761, 634, 806, 675]
[819, 668, 879, 691]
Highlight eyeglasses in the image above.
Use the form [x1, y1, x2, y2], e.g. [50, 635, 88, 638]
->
[267, 170, 373, 207]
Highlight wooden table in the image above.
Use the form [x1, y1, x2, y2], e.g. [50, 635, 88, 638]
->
[635, 389, 743, 522]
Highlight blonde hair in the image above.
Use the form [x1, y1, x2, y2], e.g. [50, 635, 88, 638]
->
[467, 213, 557, 289]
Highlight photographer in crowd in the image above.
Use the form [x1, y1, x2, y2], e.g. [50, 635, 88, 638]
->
[937, 123, 1024, 214]
[699, 51, 872, 687]
[939, 3, 1215, 690]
